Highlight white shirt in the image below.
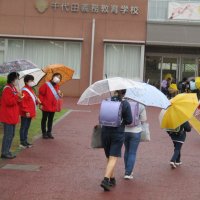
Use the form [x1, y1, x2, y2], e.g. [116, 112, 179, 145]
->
[125, 104, 147, 133]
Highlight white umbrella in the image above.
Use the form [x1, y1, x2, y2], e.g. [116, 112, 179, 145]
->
[77, 77, 142, 105]
[18, 68, 46, 89]
[125, 83, 171, 109]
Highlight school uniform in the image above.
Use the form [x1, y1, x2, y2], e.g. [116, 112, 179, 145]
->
[19, 85, 37, 145]
[0, 84, 20, 156]
[39, 82, 60, 138]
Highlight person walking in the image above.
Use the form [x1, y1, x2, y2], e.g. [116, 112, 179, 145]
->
[100, 90, 132, 191]
[0, 72, 22, 159]
[166, 122, 191, 169]
[124, 102, 147, 179]
[19, 75, 40, 148]
[39, 73, 63, 139]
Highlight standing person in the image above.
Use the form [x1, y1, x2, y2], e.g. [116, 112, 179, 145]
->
[39, 73, 63, 139]
[124, 103, 147, 179]
[0, 72, 22, 159]
[19, 75, 40, 148]
[178, 77, 188, 93]
[166, 122, 191, 169]
[161, 77, 172, 98]
[100, 90, 132, 191]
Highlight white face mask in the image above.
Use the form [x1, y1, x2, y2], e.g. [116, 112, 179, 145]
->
[13, 79, 19, 86]
[27, 81, 35, 87]
[53, 76, 60, 83]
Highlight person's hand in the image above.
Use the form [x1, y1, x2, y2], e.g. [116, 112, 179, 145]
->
[26, 112, 30, 118]
[39, 104, 43, 110]
[58, 90, 63, 98]
[18, 92, 24, 99]
[37, 97, 41, 104]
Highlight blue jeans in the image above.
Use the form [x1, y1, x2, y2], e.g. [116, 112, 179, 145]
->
[1, 123, 16, 156]
[171, 141, 183, 163]
[20, 117, 32, 143]
[124, 132, 141, 175]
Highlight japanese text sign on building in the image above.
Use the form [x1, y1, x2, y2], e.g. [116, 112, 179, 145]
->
[35, 0, 139, 15]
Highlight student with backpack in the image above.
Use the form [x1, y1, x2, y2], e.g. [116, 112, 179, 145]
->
[99, 90, 132, 191]
[124, 102, 147, 179]
[0, 72, 22, 159]
[166, 122, 191, 169]
[19, 75, 40, 148]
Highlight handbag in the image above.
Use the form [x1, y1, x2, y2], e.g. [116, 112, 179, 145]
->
[91, 125, 103, 148]
[140, 123, 150, 142]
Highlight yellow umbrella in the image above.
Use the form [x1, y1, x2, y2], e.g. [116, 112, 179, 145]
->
[159, 93, 199, 129]
[189, 116, 200, 135]
[195, 77, 200, 89]
[39, 64, 74, 86]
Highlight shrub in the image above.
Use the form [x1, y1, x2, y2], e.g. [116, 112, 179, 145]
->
[0, 76, 7, 97]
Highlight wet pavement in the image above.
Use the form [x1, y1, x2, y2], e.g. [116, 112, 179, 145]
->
[0, 97, 200, 200]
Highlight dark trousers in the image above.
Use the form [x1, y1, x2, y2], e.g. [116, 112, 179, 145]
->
[19, 117, 32, 143]
[41, 111, 55, 135]
[1, 123, 15, 156]
[171, 141, 183, 163]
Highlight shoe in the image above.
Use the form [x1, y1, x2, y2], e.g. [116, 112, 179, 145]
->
[175, 161, 182, 166]
[26, 142, 32, 148]
[47, 133, 54, 139]
[42, 134, 48, 139]
[1, 154, 16, 159]
[109, 178, 116, 187]
[19, 142, 28, 149]
[124, 174, 134, 180]
[170, 162, 177, 169]
[100, 179, 111, 191]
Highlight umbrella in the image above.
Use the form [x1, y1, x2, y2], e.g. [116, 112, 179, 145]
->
[0, 59, 38, 74]
[39, 64, 74, 86]
[159, 93, 199, 129]
[124, 83, 171, 109]
[77, 77, 143, 105]
[195, 77, 200, 89]
[189, 116, 200, 135]
[18, 68, 46, 89]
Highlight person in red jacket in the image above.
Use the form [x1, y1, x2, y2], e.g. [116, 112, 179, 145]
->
[19, 75, 40, 148]
[39, 73, 63, 139]
[0, 72, 22, 159]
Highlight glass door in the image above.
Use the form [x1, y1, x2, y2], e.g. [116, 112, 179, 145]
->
[181, 57, 197, 80]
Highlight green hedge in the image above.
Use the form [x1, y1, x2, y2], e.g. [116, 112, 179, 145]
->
[0, 76, 7, 97]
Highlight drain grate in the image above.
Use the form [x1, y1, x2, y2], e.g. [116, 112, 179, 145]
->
[1, 164, 41, 172]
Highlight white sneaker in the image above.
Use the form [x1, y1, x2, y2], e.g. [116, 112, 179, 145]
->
[170, 162, 177, 169]
[175, 161, 182, 166]
[124, 175, 134, 180]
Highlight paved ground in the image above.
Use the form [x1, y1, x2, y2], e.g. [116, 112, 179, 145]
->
[0, 97, 200, 200]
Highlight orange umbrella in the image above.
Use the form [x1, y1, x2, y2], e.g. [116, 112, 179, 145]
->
[39, 64, 74, 86]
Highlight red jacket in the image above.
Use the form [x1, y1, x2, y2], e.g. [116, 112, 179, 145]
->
[39, 82, 60, 112]
[20, 85, 37, 118]
[0, 84, 20, 125]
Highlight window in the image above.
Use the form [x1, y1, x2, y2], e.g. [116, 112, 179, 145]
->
[0, 38, 82, 79]
[104, 43, 142, 79]
[148, 0, 200, 21]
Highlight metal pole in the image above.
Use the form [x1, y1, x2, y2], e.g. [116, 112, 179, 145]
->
[89, 18, 95, 85]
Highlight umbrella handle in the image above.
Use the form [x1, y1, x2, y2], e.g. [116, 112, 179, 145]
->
[105, 74, 112, 98]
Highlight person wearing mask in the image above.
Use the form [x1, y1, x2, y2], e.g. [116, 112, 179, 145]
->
[0, 72, 22, 159]
[39, 73, 63, 139]
[124, 103, 147, 179]
[19, 75, 41, 148]
[100, 90, 132, 191]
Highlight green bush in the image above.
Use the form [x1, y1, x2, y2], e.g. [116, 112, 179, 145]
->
[0, 76, 7, 97]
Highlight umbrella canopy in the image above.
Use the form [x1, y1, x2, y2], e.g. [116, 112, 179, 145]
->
[77, 77, 143, 105]
[0, 59, 38, 74]
[195, 77, 200, 89]
[18, 68, 46, 89]
[39, 64, 74, 86]
[159, 93, 199, 129]
[124, 83, 171, 109]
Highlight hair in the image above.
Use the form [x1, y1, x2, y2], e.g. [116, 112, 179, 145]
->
[24, 74, 34, 83]
[182, 77, 187, 82]
[52, 73, 62, 80]
[7, 72, 20, 84]
[117, 89, 126, 96]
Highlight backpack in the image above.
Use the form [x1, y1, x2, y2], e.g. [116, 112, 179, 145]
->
[99, 99, 122, 127]
[166, 126, 181, 135]
[126, 101, 139, 127]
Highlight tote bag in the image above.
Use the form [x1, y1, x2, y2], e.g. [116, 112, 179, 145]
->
[140, 123, 150, 142]
[91, 125, 103, 148]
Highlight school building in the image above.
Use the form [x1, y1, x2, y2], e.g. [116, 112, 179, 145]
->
[0, 0, 200, 96]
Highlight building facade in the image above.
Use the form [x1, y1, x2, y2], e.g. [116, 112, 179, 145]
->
[146, 0, 200, 88]
[0, 0, 147, 96]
